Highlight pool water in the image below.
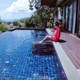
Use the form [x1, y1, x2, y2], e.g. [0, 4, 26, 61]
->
[0, 30, 67, 80]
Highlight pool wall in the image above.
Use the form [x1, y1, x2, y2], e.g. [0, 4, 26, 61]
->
[8, 28, 45, 31]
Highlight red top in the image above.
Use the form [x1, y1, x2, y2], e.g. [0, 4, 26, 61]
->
[50, 27, 61, 42]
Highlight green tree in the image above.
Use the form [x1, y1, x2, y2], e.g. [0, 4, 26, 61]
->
[13, 21, 19, 26]
[0, 23, 8, 32]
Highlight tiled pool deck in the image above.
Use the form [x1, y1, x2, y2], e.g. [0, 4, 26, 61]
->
[46, 28, 80, 80]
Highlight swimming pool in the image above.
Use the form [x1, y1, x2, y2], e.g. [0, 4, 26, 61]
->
[0, 30, 67, 80]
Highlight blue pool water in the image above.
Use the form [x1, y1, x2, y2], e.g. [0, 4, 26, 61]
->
[0, 30, 67, 80]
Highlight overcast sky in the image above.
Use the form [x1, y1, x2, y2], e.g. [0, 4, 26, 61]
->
[0, 0, 36, 20]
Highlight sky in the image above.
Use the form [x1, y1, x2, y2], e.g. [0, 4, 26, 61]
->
[0, 0, 36, 21]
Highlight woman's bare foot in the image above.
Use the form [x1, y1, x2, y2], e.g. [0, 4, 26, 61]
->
[39, 41, 43, 43]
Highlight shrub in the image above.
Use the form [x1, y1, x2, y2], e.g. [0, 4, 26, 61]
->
[13, 21, 19, 26]
[0, 24, 8, 32]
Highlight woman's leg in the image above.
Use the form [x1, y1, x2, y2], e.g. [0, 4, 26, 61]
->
[39, 35, 51, 43]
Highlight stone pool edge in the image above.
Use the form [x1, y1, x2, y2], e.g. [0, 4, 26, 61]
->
[46, 28, 80, 80]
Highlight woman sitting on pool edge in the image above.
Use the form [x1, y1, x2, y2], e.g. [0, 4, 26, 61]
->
[39, 21, 61, 43]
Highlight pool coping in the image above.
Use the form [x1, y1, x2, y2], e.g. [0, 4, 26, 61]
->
[8, 28, 45, 31]
[46, 28, 80, 80]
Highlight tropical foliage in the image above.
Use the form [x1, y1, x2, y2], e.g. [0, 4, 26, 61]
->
[0, 23, 8, 32]
[13, 20, 26, 28]
[28, 0, 57, 28]
[27, 8, 54, 28]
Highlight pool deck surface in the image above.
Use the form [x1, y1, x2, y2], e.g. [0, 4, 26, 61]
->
[46, 28, 80, 80]
[59, 32, 80, 69]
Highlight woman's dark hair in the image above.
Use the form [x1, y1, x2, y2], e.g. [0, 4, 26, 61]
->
[55, 21, 59, 26]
